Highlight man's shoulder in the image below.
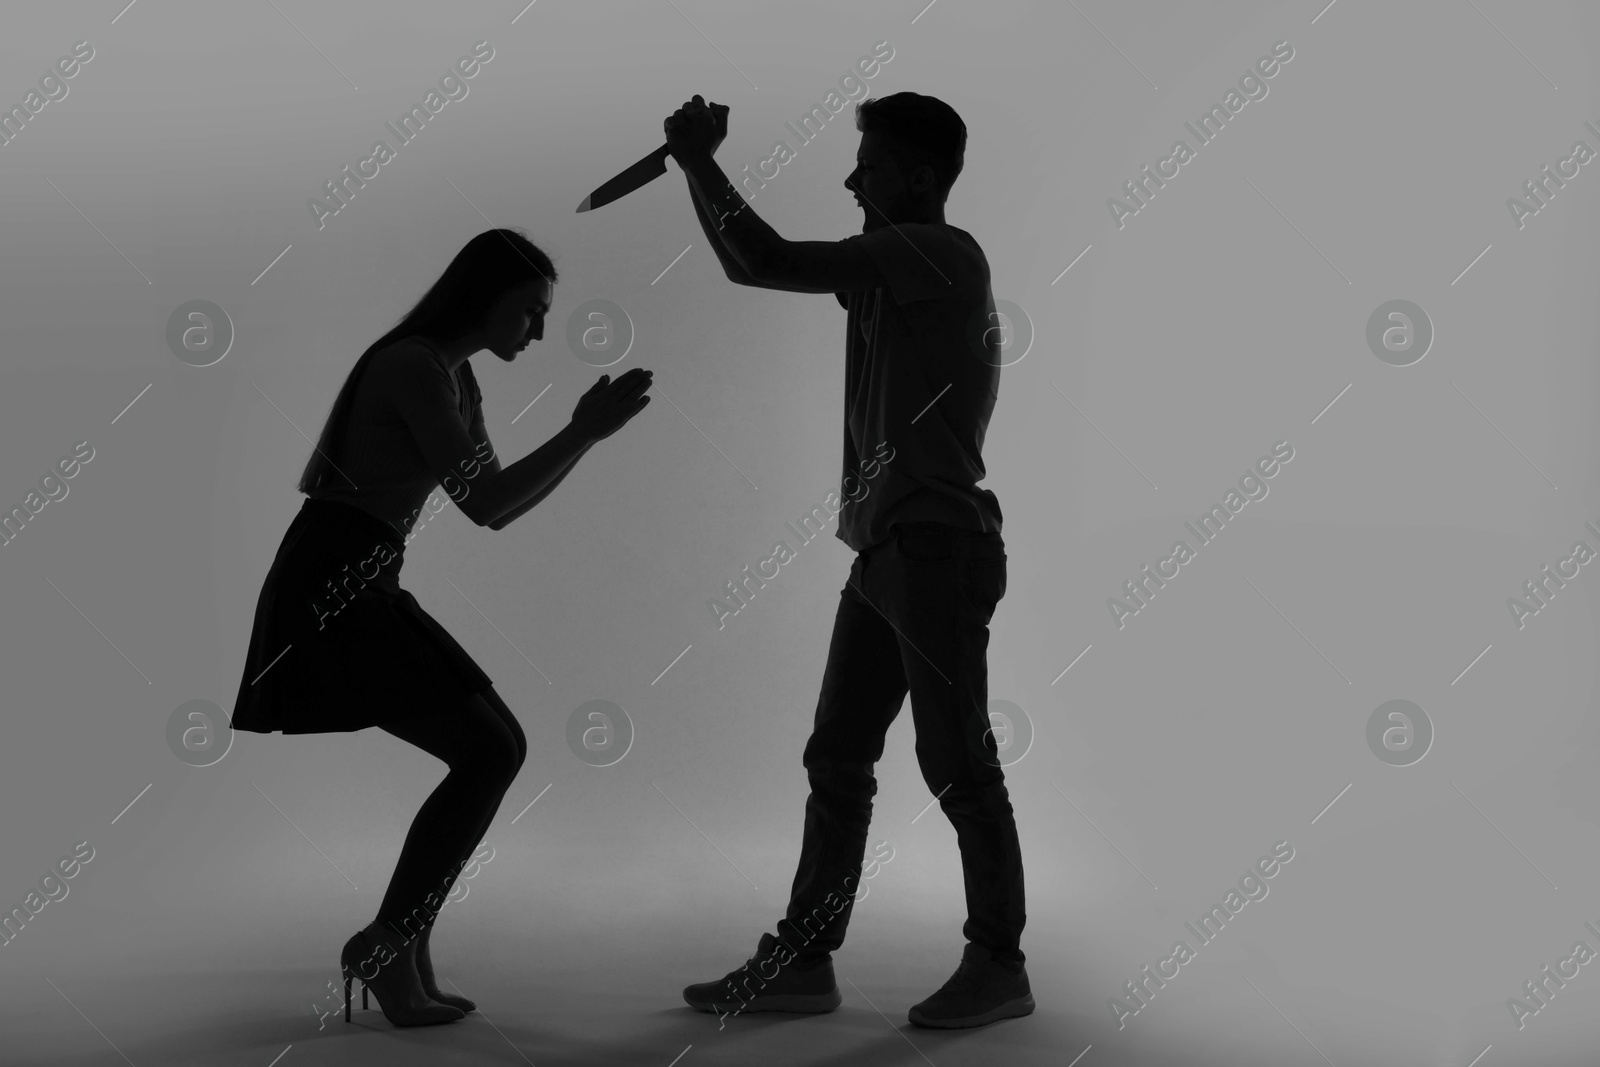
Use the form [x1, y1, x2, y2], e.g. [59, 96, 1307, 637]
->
[886, 220, 977, 243]
[910, 224, 990, 297]
[888, 222, 985, 267]
[941, 224, 988, 264]
[835, 223, 989, 308]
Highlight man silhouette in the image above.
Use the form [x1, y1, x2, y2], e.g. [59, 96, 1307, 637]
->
[668, 91, 1030, 1030]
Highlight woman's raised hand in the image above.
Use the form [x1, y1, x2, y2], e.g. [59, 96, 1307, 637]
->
[569, 367, 653, 444]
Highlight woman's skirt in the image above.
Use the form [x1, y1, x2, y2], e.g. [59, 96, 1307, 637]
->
[230, 497, 494, 734]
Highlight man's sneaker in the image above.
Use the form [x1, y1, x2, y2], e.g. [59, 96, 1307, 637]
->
[907, 943, 1035, 1029]
[682, 932, 842, 1015]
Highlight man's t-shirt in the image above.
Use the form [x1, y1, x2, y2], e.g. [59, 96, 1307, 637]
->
[832, 222, 1003, 552]
[304, 337, 487, 537]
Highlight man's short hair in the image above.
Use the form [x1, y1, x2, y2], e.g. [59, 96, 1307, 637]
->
[855, 91, 967, 202]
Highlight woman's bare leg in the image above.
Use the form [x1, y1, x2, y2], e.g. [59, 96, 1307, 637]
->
[374, 691, 522, 939]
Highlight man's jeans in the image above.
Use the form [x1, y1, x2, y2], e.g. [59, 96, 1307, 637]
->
[775, 521, 1026, 966]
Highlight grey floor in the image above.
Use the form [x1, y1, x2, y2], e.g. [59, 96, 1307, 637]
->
[8, 902, 1089, 1067]
[7, 883, 1594, 1067]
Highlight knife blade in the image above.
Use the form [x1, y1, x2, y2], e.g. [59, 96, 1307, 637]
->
[576, 144, 672, 213]
[576, 102, 728, 213]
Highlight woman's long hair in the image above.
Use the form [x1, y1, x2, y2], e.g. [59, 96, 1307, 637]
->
[296, 228, 558, 495]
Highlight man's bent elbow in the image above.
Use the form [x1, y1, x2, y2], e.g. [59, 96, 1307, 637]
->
[737, 250, 772, 286]
[458, 499, 497, 529]
[722, 257, 756, 285]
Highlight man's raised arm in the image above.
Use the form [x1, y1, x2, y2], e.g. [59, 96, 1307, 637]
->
[667, 96, 884, 295]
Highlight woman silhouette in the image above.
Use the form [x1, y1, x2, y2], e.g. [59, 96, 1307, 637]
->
[229, 228, 652, 1027]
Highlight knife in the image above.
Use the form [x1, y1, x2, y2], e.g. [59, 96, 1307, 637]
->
[575, 103, 728, 213]
[575, 144, 672, 213]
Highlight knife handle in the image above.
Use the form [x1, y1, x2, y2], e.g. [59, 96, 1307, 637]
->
[664, 103, 728, 156]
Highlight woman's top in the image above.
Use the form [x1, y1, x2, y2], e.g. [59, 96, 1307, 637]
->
[304, 337, 489, 537]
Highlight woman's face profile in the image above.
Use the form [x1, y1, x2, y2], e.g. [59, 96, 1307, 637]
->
[484, 278, 553, 360]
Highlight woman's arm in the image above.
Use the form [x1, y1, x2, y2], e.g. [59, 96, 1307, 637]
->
[386, 345, 649, 529]
[485, 441, 594, 530]
[387, 347, 601, 531]
[464, 405, 593, 530]
[465, 421, 593, 528]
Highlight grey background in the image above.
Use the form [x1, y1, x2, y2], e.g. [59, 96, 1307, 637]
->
[1, 1, 1597, 1065]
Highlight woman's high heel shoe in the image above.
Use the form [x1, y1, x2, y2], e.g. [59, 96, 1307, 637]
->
[415, 923, 476, 1013]
[341, 922, 465, 1027]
